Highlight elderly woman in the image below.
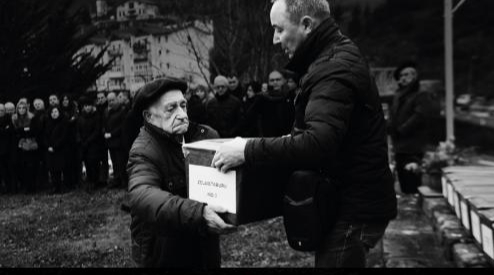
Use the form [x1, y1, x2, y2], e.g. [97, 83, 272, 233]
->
[11, 100, 39, 193]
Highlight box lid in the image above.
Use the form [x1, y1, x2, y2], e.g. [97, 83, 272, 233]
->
[183, 139, 234, 152]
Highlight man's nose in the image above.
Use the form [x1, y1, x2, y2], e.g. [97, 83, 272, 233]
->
[273, 33, 281, 45]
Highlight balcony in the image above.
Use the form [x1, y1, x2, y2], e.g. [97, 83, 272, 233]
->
[107, 48, 123, 57]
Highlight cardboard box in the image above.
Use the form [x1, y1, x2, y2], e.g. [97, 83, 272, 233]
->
[183, 139, 290, 226]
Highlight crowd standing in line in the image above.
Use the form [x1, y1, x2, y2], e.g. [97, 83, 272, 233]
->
[0, 68, 304, 195]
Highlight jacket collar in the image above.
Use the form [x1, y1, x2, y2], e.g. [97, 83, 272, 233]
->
[144, 121, 183, 146]
[286, 17, 343, 76]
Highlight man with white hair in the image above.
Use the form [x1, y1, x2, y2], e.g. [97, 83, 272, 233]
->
[4, 102, 15, 115]
[128, 77, 234, 267]
[205, 75, 243, 138]
[211, 0, 397, 267]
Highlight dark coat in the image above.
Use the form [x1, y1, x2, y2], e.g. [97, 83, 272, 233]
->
[206, 93, 243, 138]
[244, 18, 397, 222]
[388, 81, 436, 154]
[44, 117, 69, 171]
[128, 121, 220, 268]
[103, 105, 127, 149]
[239, 90, 295, 138]
[77, 111, 105, 159]
[122, 109, 143, 155]
[187, 94, 208, 125]
[0, 115, 13, 156]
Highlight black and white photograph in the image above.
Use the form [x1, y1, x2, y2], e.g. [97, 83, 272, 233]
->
[1, 0, 494, 269]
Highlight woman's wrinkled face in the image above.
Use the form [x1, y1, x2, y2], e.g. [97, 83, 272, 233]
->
[51, 108, 60, 120]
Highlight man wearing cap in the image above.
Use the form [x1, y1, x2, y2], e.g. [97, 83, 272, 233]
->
[127, 77, 235, 268]
[389, 62, 435, 195]
[206, 75, 243, 138]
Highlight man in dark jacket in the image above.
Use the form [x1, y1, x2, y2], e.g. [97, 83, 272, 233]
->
[95, 91, 109, 186]
[238, 70, 295, 137]
[128, 77, 235, 268]
[103, 92, 127, 188]
[77, 96, 105, 192]
[227, 75, 244, 101]
[0, 104, 13, 193]
[206, 76, 243, 138]
[212, 0, 397, 267]
[389, 62, 435, 194]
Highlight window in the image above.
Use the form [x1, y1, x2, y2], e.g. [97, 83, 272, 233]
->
[167, 63, 170, 69]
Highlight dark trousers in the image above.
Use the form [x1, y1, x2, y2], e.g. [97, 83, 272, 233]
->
[63, 149, 80, 188]
[50, 170, 63, 192]
[83, 156, 100, 184]
[395, 153, 423, 194]
[19, 158, 39, 193]
[99, 149, 109, 184]
[315, 220, 389, 268]
[109, 147, 127, 186]
[0, 156, 11, 192]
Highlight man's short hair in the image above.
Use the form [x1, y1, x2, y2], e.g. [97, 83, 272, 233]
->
[272, 0, 331, 24]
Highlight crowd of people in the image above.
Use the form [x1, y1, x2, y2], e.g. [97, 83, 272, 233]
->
[0, 69, 299, 195]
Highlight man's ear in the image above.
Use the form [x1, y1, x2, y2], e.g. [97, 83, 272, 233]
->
[142, 110, 152, 122]
[300, 16, 316, 33]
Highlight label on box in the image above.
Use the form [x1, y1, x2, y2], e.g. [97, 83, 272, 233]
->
[447, 184, 454, 206]
[460, 201, 470, 230]
[453, 193, 461, 218]
[471, 211, 481, 244]
[442, 177, 448, 198]
[481, 224, 494, 259]
[188, 165, 237, 214]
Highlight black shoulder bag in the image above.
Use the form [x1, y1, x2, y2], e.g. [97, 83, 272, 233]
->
[282, 170, 340, 252]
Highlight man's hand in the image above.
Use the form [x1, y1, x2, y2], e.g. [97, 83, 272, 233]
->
[104, 133, 111, 139]
[203, 205, 236, 235]
[211, 137, 247, 173]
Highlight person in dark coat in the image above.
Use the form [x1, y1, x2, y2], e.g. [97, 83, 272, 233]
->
[95, 91, 109, 186]
[388, 62, 436, 195]
[12, 100, 40, 193]
[128, 77, 235, 268]
[237, 71, 295, 138]
[239, 82, 262, 137]
[77, 96, 105, 192]
[61, 94, 80, 189]
[186, 86, 208, 125]
[0, 104, 14, 193]
[44, 106, 69, 194]
[212, 0, 397, 267]
[103, 92, 127, 188]
[227, 75, 244, 101]
[31, 98, 49, 191]
[206, 76, 243, 138]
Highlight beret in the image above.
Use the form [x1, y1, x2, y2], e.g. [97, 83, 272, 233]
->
[132, 77, 188, 115]
[393, 61, 418, 81]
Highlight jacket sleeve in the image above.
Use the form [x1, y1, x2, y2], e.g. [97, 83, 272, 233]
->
[109, 111, 125, 138]
[397, 92, 433, 136]
[127, 150, 206, 234]
[245, 67, 355, 169]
